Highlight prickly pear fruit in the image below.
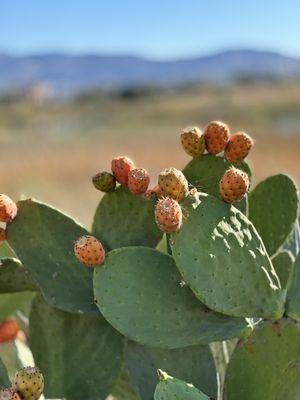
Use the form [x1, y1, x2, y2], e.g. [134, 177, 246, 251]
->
[155, 197, 183, 233]
[0, 195, 17, 223]
[225, 131, 254, 163]
[13, 367, 44, 400]
[128, 168, 150, 195]
[219, 167, 249, 203]
[92, 171, 116, 192]
[143, 184, 164, 199]
[111, 156, 135, 186]
[0, 227, 6, 243]
[180, 126, 205, 157]
[0, 389, 21, 400]
[204, 121, 230, 154]
[74, 235, 105, 267]
[158, 167, 189, 202]
[0, 319, 20, 343]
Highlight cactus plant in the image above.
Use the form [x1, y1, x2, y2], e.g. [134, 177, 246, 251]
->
[0, 120, 299, 399]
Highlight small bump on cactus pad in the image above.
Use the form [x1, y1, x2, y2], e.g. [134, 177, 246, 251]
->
[0, 195, 17, 223]
[128, 168, 150, 195]
[225, 132, 253, 163]
[92, 186, 162, 250]
[93, 246, 251, 349]
[13, 366, 44, 400]
[111, 156, 135, 185]
[74, 235, 105, 267]
[248, 174, 299, 256]
[155, 197, 183, 233]
[219, 167, 250, 203]
[181, 126, 206, 157]
[204, 120, 230, 154]
[154, 371, 210, 400]
[158, 167, 189, 202]
[172, 194, 284, 319]
[92, 171, 116, 192]
[224, 319, 300, 400]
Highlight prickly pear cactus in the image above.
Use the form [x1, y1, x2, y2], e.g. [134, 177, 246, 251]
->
[0, 358, 9, 387]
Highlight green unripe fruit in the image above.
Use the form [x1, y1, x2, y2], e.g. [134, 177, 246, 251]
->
[13, 367, 44, 400]
[158, 167, 189, 202]
[92, 171, 116, 192]
[181, 126, 206, 157]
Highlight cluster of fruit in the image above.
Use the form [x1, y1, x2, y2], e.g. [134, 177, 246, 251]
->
[74, 120, 253, 268]
[0, 367, 44, 400]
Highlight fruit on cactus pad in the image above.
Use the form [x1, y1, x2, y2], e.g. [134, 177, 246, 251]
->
[128, 167, 150, 195]
[155, 197, 182, 233]
[92, 171, 116, 192]
[74, 235, 105, 266]
[219, 167, 249, 203]
[0, 389, 21, 400]
[0, 319, 20, 343]
[204, 120, 230, 154]
[0, 227, 6, 243]
[158, 167, 189, 202]
[180, 126, 206, 157]
[13, 367, 44, 400]
[225, 131, 254, 163]
[0, 194, 17, 223]
[111, 156, 135, 186]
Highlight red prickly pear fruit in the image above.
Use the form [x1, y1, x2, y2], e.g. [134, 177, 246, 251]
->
[74, 235, 105, 267]
[0, 195, 17, 223]
[219, 167, 249, 203]
[158, 167, 189, 202]
[204, 121, 230, 154]
[128, 168, 150, 195]
[13, 367, 44, 400]
[0, 319, 20, 343]
[0, 389, 21, 400]
[111, 156, 135, 186]
[155, 197, 183, 233]
[0, 227, 6, 243]
[181, 126, 205, 157]
[225, 131, 254, 163]
[92, 171, 116, 192]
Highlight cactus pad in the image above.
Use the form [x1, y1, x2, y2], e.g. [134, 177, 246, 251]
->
[172, 194, 284, 318]
[93, 247, 250, 349]
[154, 371, 210, 400]
[0, 258, 37, 293]
[272, 251, 294, 296]
[0, 358, 9, 388]
[283, 215, 300, 259]
[0, 292, 35, 323]
[224, 319, 300, 400]
[125, 340, 217, 400]
[248, 174, 299, 256]
[92, 186, 162, 250]
[29, 295, 124, 400]
[286, 253, 300, 321]
[6, 199, 98, 315]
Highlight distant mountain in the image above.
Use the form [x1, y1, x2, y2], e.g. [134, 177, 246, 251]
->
[1, 49, 300, 96]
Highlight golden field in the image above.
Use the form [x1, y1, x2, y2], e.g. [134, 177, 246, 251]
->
[0, 81, 299, 227]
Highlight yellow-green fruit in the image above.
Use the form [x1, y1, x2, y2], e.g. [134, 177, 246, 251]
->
[158, 167, 189, 202]
[92, 171, 116, 192]
[180, 126, 205, 157]
[13, 367, 44, 400]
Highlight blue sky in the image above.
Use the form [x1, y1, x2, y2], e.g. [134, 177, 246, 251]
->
[1, 0, 300, 59]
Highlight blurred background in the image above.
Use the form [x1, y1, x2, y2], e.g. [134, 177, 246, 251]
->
[1, 0, 300, 228]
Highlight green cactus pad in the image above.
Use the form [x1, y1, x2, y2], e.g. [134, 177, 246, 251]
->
[183, 154, 251, 198]
[172, 194, 284, 319]
[154, 371, 210, 400]
[0, 292, 35, 323]
[224, 319, 300, 400]
[6, 199, 98, 315]
[286, 253, 300, 321]
[110, 366, 140, 400]
[272, 251, 294, 295]
[29, 295, 124, 400]
[0, 358, 10, 387]
[283, 215, 300, 259]
[94, 247, 250, 349]
[248, 174, 299, 256]
[125, 341, 217, 400]
[0, 241, 16, 258]
[0, 258, 37, 293]
[92, 186, 162, 251]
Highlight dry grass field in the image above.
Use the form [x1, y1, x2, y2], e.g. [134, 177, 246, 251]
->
[0, 81, 299, 227]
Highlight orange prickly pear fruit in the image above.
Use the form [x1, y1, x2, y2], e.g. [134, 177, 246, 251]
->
[225, 131, 254, 163]
[204, 121, 230, 154]
[0, 194, 17, 223]
[111, 156, 135, 186]
[74, 235, 105, 267]
[155, 197, 183, 233]
[128, 168, 150, 195]
[219, 167, 249, 203]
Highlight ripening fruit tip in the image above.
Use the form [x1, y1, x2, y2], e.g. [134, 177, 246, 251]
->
[219, 167, 249, 203]
[74, 235, 105, 267]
